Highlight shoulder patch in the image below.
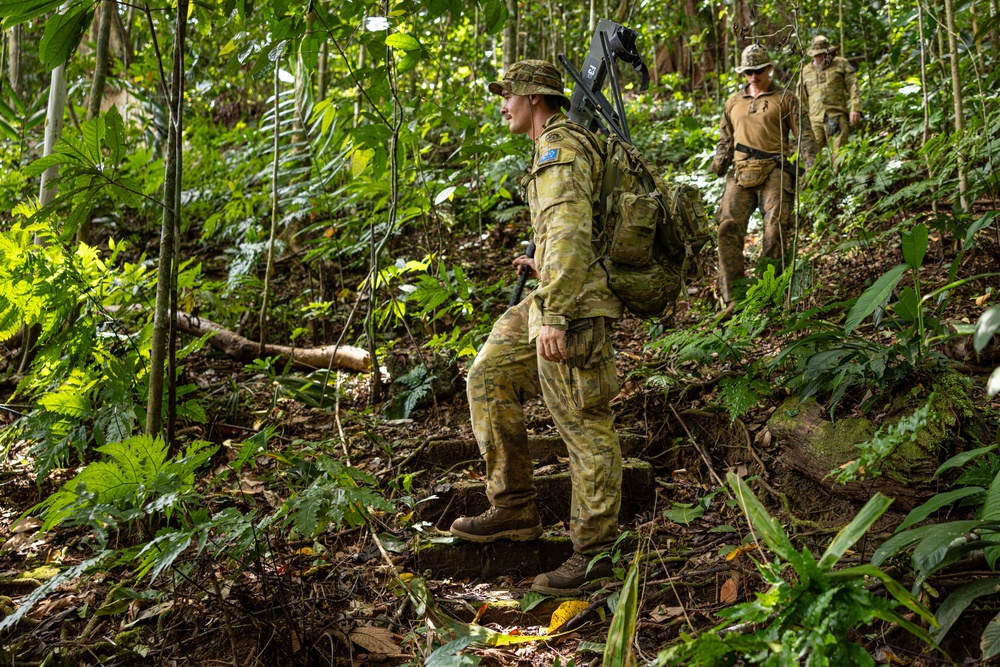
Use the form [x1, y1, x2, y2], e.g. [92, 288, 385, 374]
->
[538, 148, 561, 165]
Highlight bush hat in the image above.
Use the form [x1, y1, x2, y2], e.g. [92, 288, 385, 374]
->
[488, 59, 571, 110]
[735, 44, 772, 73]
[807, 35, 833, 56]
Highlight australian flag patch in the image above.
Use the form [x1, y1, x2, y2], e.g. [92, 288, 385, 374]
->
[538, 148, 560, 165]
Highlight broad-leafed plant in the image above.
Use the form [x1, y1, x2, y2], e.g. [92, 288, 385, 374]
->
[657, 473, 938, 666]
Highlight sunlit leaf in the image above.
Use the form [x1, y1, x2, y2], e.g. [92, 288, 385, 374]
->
[845, 264, 908, 334]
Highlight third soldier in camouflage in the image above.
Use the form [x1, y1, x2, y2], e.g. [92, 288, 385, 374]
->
[799, 34, 863, 160]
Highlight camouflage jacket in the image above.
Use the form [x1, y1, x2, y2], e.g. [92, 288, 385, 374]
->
[523, 113, 623, 340]
[799, 57, 861, 124]
[711, 83, 817, 177]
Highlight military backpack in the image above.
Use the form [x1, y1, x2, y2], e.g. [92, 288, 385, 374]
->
[596, 134, 711, 317]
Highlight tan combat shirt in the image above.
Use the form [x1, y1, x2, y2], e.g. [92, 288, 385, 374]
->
[712, 83, 817, 175]
[524, 113, 623, 340]
[799, 56, 862, 124]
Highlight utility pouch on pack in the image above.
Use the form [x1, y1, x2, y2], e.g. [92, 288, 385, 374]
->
[607, 191, 658, 266]
[595, 134, 710, 318]
[734, 158, 776, 188]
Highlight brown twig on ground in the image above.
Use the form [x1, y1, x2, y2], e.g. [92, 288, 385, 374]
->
[670, 405, 728, 490]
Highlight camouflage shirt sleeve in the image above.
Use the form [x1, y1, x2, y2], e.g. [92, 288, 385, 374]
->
[711, 99, 735, 176]
[529, 136, 599, 330]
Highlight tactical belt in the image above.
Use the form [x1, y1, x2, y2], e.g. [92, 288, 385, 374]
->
[735, 142, 803, 183]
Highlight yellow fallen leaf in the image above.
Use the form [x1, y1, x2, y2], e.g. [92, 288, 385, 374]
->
[547, 600, 590, 634]
[726, 544, 757, 561]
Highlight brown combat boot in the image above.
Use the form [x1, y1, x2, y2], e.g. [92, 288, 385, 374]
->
[449, 506, 542, 543]
[531, 552, 613, 595]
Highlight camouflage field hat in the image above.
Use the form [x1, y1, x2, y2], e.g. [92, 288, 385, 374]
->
[807, 35, 833, 56]
[488, 59, 571, 110]
[735, 44, 772, 73]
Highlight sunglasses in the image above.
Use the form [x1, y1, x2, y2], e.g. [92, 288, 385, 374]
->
[743, 67, 767, 76]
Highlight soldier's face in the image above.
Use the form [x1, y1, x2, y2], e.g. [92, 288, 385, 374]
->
[743, 66, 771, 88]
[501, 92, 532, 135]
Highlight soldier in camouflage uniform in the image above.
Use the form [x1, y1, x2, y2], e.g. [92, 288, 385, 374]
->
[711, 45, 817, 315]
[799, 34, 862, 159]
[449, 60, 624, 595]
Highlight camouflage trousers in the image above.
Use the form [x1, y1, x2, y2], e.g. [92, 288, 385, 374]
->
[812, 115, 850, 158]
[467, 298, 622, 554]
[716, 167, 795, 303]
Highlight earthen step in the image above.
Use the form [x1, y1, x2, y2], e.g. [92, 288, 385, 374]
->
[412, 535, 575, 583]
[413, 458, 655, 530]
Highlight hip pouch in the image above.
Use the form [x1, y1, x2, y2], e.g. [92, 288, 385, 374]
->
[825, 114, 842, 138]
[734, 158, 776, 189]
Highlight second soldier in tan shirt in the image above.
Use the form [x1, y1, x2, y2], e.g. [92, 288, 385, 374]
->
[711, 44, 816, 317]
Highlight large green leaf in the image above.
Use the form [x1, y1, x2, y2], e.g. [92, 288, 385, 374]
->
[871, 522, 975, 567]
[104, 105, 126, 164]
[385, 32, 421, 51]
[39, 4, 93, 69]
[934, 445, 997, 479]
[604, 549, 640, 667]
[983, 468, 1000, 521]
[0, 0, 66, 21]
[481, 0, 508, 34]
[901, 224, 928, 269]
[984, 611, 1000, 660]
[727, 472, 797, 562]
[933, 577, 1000, 641]
[844, 264, 908, 334]
[827, 564, 936, 625]
[871, 608, 940, 653]
[974, 306, 1000, 353]
[896, 487, 985, 533]
[964, 211, 998, 251]
[818, 493, 892, 571]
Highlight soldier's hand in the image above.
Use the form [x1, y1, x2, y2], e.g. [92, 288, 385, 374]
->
[513, 255, 539, 279]
[849, 111, 861, 126]
[537, 325, 567, 363]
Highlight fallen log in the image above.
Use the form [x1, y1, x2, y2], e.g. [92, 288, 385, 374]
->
[174, 311, 370, 372]
[768, 397, 936, 510]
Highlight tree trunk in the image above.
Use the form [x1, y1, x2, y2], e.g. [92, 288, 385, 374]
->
[991, 0, 999, 60]
[146, 0, 188, 437]
[7, 25, 22, 97]
[317, 41, 328, 100]
[943, 0, 970, 213]
[19, 23, 69, 374]
[259, 63, 281, 355]
[838, 0, 845, 56]
[78, 0, 115, 245]
[503, 0, 517, 68]
[110, 3, 134, 71]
